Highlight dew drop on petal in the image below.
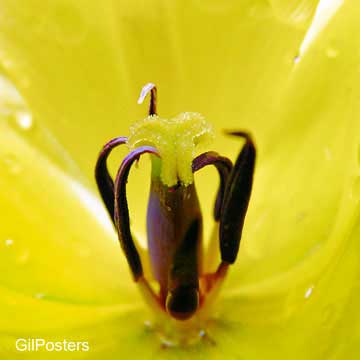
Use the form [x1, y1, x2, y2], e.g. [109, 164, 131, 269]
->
[0, 74, 83, 177]
[144, 320, 152, 329]
[160, 337, 176, 348]
[3, 236, 30, 265]
[304, 285, 314, 299]
[294, 55, 301, 64]
[326, 47, 338, 58]
[15, 111, 33, 130]
[199, 329, 205, 337]
[4, 238, 13, 247]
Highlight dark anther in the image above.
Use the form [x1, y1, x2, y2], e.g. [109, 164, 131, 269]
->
[192, 151, 233, 221]
[220, 131, 256, 264]
[114, 146, 160, 280]
[95, 136, 128, 223]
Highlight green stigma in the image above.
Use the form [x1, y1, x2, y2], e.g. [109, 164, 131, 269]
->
[127, 112, 214, 186]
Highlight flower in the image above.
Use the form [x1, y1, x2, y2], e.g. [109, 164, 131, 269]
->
[0, 0, 360, 359]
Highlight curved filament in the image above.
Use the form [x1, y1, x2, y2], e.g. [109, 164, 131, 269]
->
[192, 151, 233, 221]
[95, 136, 128, 222]
[114, 146, 160, 280]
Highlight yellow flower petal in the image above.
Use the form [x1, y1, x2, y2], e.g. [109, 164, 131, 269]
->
[0, 0, 359, 358]
[0, 76, 145, 354]
[270, 0, 319, 28]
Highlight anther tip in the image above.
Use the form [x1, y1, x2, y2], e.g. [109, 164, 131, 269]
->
[138, 82, 156, 105]
[223, 130, 254, 145]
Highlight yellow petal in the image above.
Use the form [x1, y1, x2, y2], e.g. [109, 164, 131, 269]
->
[270, 0, 319, 27]
[0, 75, 146, 354]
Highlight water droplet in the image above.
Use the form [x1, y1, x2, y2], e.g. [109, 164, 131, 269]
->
[15, 111, 33, 130]
[294, 55, 301, 64]
[326, 47, 338, 58]
[3, 238, 30, 265]
[304, 285, 314, 299]
[4, 239, 13, 247]
[199, 330, 216, 345]
[160, 337, 176, 348]
[144, 320, 152, 329]
[2, 154, 22, 175]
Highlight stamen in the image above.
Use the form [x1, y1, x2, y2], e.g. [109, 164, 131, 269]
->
[95, 136, 127, 222]
[137, 83, 157, 116]
[192, 152, 233, 221]
[220, 131, 256, 264]
[114, 146, 160, 280]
